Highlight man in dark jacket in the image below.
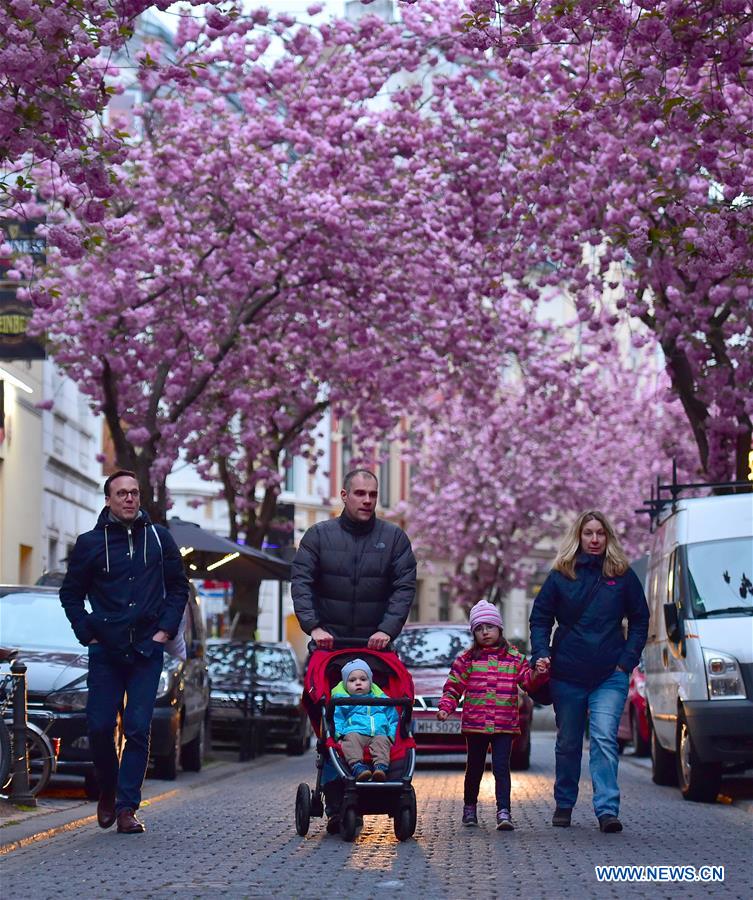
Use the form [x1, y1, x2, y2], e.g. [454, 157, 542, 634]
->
[60, 470, 189, 835]
[292, 469, 416, 650]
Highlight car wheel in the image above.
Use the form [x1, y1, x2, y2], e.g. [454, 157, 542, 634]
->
[84, 769, 99, 801]
[180, 716, 206, 772]
[510, 733, 531, 771]
[154, 716, 181, 780]
[631, 708, 650, 757]
[286, 720, 311, 756]
[676, 709, 721, 803]
[650, 716, 677, 786]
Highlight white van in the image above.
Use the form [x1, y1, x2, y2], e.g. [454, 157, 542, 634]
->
[643, 491, 753, 802]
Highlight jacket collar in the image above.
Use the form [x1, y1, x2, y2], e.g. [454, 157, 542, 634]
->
[339, 510, 376, 536]
[576, 551, 605, 570]
[95, 507, 150, 529]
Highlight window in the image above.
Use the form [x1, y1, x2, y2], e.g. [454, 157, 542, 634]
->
[379, 444, 390, 507]
[19, 544, 33, 584]
[409, 582, 421, 622]
[283, 453, 295, 492]
[340, 417, 353, 483]
[345, 0, 394, 22]
[48, 538, 58, 571]
[438, 583, 450, 622]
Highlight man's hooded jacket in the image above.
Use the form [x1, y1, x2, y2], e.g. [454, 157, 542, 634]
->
[60, 507, 189, 656]
[292, 512, 416, 640]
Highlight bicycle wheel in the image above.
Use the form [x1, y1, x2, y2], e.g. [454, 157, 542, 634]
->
[0, 720, 10, 789]
[2, 725, 54, 796]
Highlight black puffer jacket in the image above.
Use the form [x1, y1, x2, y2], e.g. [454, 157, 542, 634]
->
[59, 508, 189, 656]
[291, 513, 417, 640]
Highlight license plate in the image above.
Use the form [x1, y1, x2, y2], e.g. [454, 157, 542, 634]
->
[413, 719, 461, 734]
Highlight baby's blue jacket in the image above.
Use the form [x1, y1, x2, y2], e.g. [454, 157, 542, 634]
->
[332, 681, 398, 740]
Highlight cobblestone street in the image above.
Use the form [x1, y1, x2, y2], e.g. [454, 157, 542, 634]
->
[1, 734, 750, 899]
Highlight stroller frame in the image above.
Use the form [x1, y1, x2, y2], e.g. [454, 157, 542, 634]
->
[295, 644, 418, 842]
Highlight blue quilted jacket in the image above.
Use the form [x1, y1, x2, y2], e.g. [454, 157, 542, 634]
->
[332, 681, 398, 740]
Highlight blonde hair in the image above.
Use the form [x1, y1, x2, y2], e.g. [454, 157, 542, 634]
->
[553, 510, 630, 580]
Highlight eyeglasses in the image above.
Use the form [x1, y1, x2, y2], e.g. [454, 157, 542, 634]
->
[114, 489, 140, 499]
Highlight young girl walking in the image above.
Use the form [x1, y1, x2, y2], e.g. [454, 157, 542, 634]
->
[437, 600, 550, 830]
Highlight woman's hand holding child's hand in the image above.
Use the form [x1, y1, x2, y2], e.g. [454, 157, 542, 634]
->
[436, 709, 449, 721]
[535, 657, 550, 674]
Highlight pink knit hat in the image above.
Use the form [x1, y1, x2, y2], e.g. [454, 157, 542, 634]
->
[468, 600, 503, 632]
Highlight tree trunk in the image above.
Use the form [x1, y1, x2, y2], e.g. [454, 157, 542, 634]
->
[228, 579, 262, 640]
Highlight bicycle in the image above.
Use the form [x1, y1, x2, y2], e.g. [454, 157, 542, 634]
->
[0, 648, 57, 797]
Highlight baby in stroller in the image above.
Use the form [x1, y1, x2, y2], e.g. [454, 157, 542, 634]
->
[296, 641, 417, 842]
[333, 658, 398, 782]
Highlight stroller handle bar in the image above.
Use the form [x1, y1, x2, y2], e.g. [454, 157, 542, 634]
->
[310, 636, 396, 650]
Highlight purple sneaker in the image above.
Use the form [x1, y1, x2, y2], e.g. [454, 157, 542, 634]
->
[462, 804, 478, 826]
[496, 808, 514, 831]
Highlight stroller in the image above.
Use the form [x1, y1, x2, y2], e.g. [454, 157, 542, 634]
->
[295, 639, 417, 842]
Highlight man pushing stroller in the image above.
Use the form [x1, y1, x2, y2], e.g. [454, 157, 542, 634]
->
[292, 470, 417, 651]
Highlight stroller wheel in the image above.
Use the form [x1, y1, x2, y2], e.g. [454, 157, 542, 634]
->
[340, 806, 358, 842]
[295, 783, 311, 836]
[394, 786, 417, 842]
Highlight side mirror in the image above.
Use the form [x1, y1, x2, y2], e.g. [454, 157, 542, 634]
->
[189, 640, 204, 659]
[663, 603, 682, 644]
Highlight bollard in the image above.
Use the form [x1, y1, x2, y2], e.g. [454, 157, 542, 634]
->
[9, 660, 36, 807]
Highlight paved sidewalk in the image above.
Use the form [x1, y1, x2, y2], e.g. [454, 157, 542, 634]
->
[2, 734, 750, 899]
[0, 756, 269, 854]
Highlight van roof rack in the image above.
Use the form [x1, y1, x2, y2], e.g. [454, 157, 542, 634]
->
[636, 460, 752, 530]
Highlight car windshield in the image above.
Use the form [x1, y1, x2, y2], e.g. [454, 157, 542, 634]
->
[206, 642, 297, 684]
[686, 537, 753, 618]
[392, 628, 469, 667]
[254, 647, 298, 680]
[0, 592, 85, 651]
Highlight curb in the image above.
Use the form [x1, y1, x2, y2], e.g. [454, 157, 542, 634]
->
[0, 754, 276, 855]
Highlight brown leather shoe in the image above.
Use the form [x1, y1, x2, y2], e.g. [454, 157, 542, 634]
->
[116, 808, 145, 834]
[97, 789, 116, 829]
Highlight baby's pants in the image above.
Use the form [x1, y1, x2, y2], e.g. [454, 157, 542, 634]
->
[341, 732, 391, 768]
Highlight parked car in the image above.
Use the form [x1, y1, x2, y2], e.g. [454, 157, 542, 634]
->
[391, 623, 534, 770]
[0, 584, 210, 796]
[206, 639, 311, 756]
[617, 662, 649, 756]
[642, 491, 753, 802]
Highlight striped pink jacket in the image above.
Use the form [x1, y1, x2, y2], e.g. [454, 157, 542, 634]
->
[438, 645, 548, 735]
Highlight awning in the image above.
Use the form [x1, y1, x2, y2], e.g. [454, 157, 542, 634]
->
[167, 518, 291, 582]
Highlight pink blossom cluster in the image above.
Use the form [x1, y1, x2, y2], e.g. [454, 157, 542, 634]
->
[398, 1, 753, 483]
[404, 346, 696, 605]
[0, 0, 216, 209]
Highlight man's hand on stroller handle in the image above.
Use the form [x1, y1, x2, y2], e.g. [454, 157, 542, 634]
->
[311, 627, 334, 649]
[367, 631, 390, 650]
[310, 629, 392, 650]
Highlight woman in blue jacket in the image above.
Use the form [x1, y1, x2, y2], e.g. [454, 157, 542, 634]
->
[332, 658, 398, 781]
[530, 510, 649, 834]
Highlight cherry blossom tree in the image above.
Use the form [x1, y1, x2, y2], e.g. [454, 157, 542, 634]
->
[403, 7, 753, 483]
[404, 340, 696, 607]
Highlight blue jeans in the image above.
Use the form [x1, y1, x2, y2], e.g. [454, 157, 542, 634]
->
[550, 670, 629, 818]
[464, 732, 514, 810]
[87, 643, 164, 813]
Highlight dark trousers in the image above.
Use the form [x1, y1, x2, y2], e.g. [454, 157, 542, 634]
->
[463, 732, 514, 810]
[87, 643, 164, 813]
